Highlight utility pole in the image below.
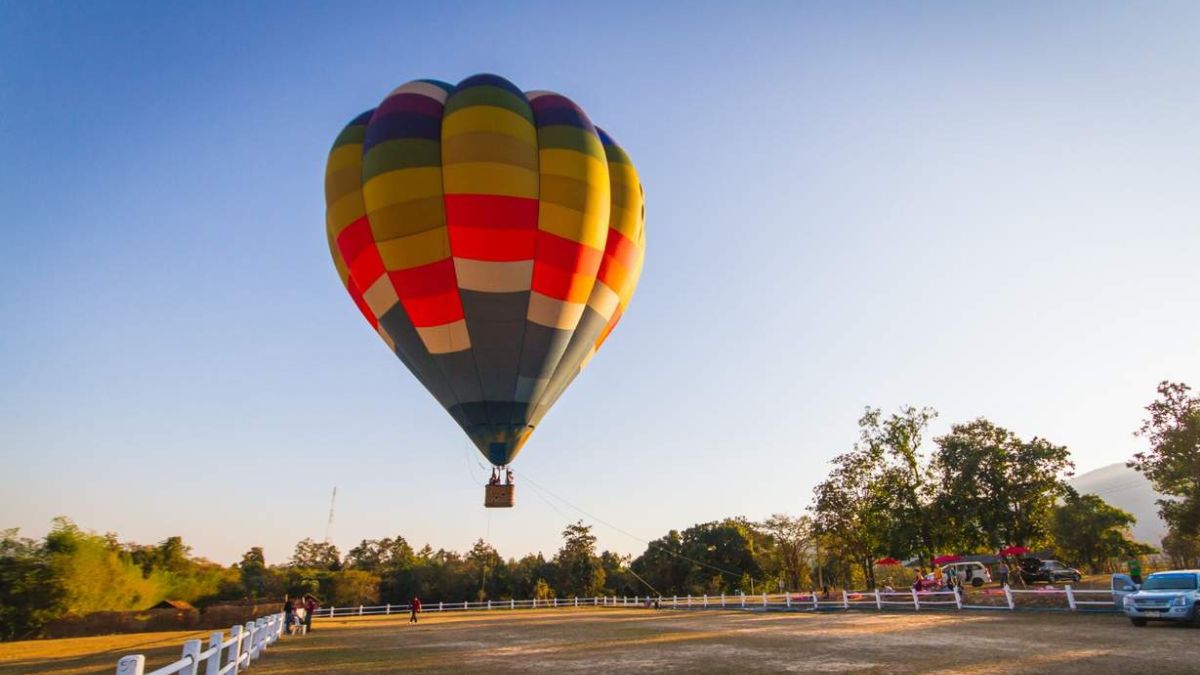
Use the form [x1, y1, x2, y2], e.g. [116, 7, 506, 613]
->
[324, 486, 337, 544]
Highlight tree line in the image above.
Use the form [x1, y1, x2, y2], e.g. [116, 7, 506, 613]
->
[3, 381, 1195, 640]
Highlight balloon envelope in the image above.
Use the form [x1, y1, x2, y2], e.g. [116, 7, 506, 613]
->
[325, 74, 645, 466]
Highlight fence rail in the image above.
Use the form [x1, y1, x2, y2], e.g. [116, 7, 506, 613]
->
[314, 584, 1120, 620]
[115, 612, 285, 675]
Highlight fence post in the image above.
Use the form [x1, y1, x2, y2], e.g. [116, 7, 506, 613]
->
[954, 586, 963, 610]
[673, 595, 678, 609]
[241, 622, 254, 666]
[762, 592, 767, 608]
[227, 625, 243, 675]
[741, 593, 746, 608]
[704, 594, 709, 608]
[721, 593, 726, 608]
[246, 621, 258, 659]
[874, 589, 882, 610]
[117, 655, 145, 675]
[842, 590, 849, 610]
[178, 637, 202, 675]
[205, 632, 223, 675]
[386, 603, 391, 615]
[687, 594, 692, 607]
[811, 592, 818, 610]
[1065, 584, 1077, 611]
[328, 606, 334, 618]
[553, 597, 558, 608]
[786, 593, 791, 609]
[1003, 584, 1015, 610]
[438, 601, 444, 611]
[911, 588, 920, 611]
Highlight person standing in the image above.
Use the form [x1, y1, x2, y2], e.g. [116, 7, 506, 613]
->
[410, 596, 422, 624]
[933, 565, 944, 587]
[282, 596, 293, 632]
[996, 563, 1009, 587]
[304, 595, 319, 633]
[1128, 557, 1143, 585]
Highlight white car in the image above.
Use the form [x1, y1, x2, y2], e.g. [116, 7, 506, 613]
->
[941, 561, 992, 587]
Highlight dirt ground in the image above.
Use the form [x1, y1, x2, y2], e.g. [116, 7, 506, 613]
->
[4, 607, 1200, 674]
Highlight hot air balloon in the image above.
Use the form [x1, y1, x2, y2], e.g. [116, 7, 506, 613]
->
[324, 74, 645, 507]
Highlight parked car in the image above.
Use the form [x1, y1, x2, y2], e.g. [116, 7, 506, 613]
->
[940, 561, 992, 587]
[1018, 558, 1081, 584]
[1114, 570, 1200, 627]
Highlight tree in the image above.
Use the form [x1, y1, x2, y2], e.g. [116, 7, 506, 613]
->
[291, 538, 342, 571]
[933, 419, 1072, 551]
[756, 515, 813, 591]
[464, 539, 503, 601]
[1161, 531, 1200, 569]
[0, 529, 63, 640]
[1051, 490, 1153, 572]
[239, 547, 269, 599]
[554, 522, 604, 597]
[1131, 381, 1200, 537]
[327, 570, 381, 606]
[631, 520, 760, 595]
[345, 536, 415, 573]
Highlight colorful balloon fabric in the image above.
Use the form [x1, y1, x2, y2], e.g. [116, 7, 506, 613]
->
[325, 74, 645, 467]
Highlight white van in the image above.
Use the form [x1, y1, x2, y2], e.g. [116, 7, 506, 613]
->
[941, 561, 992, 587]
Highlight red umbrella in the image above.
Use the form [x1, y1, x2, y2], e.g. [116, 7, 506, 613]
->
[875, 557, 901, 566]
[998, 546, 1030, 556]
[932, 555, 962, 565]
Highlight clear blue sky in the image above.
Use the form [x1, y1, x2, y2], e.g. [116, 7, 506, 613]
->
[2, 1, 1197, 566]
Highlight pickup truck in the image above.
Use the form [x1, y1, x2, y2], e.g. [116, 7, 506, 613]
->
[1113, 570, 1200, 626]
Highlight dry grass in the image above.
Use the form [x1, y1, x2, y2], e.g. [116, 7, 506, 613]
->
[0, 628, 218, 675]
[5, 607, 1200, 674]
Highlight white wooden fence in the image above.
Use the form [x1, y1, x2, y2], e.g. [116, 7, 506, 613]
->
[115, 612, 285, 675]
[314, 584, 1119, 619]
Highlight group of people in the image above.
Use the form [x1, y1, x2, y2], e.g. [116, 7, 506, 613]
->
[488, 468, 514, 486]
[910, 565, 988, 592]
[282, 594, 319, 634]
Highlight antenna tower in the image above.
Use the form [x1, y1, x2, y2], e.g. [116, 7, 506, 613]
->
[324, 486, 337, 543]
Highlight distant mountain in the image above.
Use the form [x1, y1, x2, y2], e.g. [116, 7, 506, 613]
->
[1069, 463, 1166, 546]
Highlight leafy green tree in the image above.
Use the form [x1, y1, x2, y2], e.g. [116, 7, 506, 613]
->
[812, 442, 892, 589]
[326, 570, 381, 606]
[811, 407, 942, 588]
[239, 547, 269, 599]
[45, 518, 169, 614]
[554, 522, 604, 597]
[933, 419, 1072, 551]
[1051, 490, 1154, 572]
[1131, 381, 1200, 537]
[291, 538, 342, 571]
[0, 529, 63, 640]
[599, 551, 639, 596]
[464, 539, 504, 601]
[345, 536, 415, 573]
[631, 520, 760, 595]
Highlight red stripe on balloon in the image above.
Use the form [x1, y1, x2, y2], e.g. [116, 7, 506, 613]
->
[399, 290, 465, 327]
[336, 217, 374, 264]
[388, 259, 458, 298]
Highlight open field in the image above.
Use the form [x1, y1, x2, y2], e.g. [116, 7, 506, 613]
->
[4, 607, 1200, 674]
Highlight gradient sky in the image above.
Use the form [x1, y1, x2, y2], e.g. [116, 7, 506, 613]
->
[2, 1, 1198, 566]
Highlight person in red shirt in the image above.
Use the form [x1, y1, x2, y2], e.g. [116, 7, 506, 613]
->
[410, 596, 422, 624]
[303, 595, 319, 633]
